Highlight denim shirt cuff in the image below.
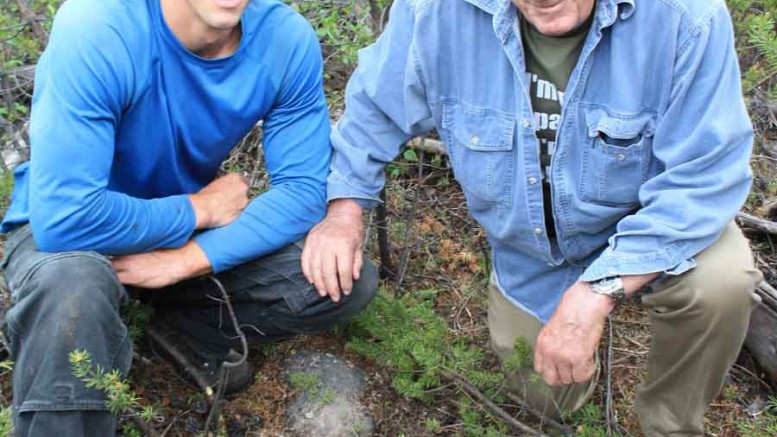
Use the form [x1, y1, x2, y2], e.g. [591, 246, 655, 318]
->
[327, 196, 379, 210]
[327, 171, 382, 209]
[579, 245, 696, 282]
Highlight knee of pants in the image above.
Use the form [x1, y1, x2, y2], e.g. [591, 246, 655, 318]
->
[326, 260, 379, 326]
[6, 253, 126, 340]
[646, 250, 761, 323]
[351, 260, 379, 305]
[675, 269, 759, 322]
[6, 254, 132, 413]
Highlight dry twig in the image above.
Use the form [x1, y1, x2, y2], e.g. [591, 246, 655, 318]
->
[203, 275, 250, 436]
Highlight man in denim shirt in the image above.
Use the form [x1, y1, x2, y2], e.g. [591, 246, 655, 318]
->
[302, 0, 763, 434]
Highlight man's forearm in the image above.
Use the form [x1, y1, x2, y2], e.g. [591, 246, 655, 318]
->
[622, 272, 660, 297]
[111, 240, 212, 289]
[30, 188, 196, 255]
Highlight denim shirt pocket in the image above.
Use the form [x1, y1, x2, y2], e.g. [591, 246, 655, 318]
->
[441, 100, 515, 210]
[579, 108, 656, 207]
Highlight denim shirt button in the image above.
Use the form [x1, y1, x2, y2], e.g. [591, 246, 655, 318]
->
[533, 227, 543, 235]
[522, 119, 532, 129]
[616, 153, 626, 161]
[470, 135, 480, 145]
[528, 177, 538, 185]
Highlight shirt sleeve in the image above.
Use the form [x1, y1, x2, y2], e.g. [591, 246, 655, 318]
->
[580, 5, 753, 282]
[28, 3, 196, 254]
[327, 0, 435, 209]
[194, 21, 331, 273]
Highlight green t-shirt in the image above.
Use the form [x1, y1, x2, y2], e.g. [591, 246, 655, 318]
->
[521, 15, 592, 239]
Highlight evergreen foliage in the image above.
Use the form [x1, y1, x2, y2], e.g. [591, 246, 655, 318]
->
[346, 291, 543, 435]
[737, 396, 777, 437]
[728, 0, 777, 97]
[0, 407, 11, 437]
[0, 0, 60, 122]
[69, 350, 157, 421]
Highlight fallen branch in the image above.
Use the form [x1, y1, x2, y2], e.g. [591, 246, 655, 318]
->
[129, 415, 160, 437]
[444, 370, 549, 437]
[737, 212, 777, 236]
[757, 280, 777, 310]
[502, 391, 572, 435]
[145, 325, 214, 398]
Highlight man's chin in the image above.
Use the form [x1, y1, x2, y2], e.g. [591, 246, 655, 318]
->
[207, 15, 242, 31]
[530, 19, 585, 36]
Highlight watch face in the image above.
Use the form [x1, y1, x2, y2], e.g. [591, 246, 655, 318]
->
[598, 277, 616, 289]
[593, 277, 622, 295]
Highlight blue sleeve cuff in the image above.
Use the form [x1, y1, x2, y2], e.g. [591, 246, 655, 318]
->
[579, 244, 696, 282]
[193, 233, 226, 274]
[326, 171, 381, 209]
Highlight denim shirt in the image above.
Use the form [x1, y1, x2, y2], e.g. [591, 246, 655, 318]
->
[327, 0, 753, 321]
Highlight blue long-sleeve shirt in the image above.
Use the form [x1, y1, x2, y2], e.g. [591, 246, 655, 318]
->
[328, 0, 754, 321]
[1, 0, 331, 273]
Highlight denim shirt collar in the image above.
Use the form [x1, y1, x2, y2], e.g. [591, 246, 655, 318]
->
[466, 0, 636, 43]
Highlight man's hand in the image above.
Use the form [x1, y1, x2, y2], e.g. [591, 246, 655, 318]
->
[301, 199, 364, 302]
[534, 273, 659, 386]
[189, 173, 250, 230]
[534, 281, 612, 386]
[111, 241, 212, 288]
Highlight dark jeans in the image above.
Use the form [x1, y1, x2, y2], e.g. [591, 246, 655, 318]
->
[1, 225, 378, 437]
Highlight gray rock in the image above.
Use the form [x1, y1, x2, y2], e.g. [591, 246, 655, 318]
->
[284, 351, 374, 437]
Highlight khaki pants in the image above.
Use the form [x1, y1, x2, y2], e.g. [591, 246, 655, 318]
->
[488, 223, 763, 436]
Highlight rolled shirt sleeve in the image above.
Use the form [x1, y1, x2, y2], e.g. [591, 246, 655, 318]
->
[327, 0, 435, 209]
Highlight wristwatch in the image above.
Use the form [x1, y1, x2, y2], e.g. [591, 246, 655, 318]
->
[589, 276, 626, 307]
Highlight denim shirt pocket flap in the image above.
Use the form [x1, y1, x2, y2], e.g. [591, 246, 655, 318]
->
[585, 109, 657, 145]
[580, 108, 657, 207]
[442, 102, 515, 152]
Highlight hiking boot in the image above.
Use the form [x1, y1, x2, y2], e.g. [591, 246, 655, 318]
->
[146, 319, 254, 396]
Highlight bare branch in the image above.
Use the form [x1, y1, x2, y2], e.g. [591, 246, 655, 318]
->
[738, 212, 777, 236]
[444, 370, 549, 437]
[145, 325, 215, 398]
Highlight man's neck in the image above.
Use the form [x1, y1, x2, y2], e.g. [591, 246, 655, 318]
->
[160, 0, 242, 59]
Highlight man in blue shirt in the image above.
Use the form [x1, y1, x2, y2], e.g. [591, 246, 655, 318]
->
[303, 0, 763, 434]
[0, 0, 377, 435]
